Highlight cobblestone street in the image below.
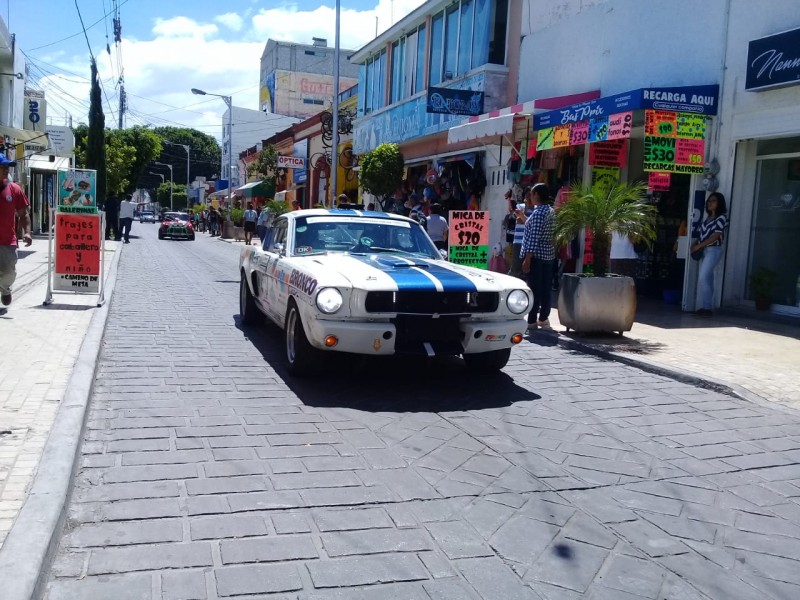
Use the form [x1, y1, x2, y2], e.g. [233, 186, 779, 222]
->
[42, 227, 800, 599]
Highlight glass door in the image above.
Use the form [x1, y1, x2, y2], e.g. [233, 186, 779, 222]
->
[748, 152, 800, 313]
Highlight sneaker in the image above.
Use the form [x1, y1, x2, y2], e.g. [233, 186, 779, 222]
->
[537, 319, 551, 329]
[526, 322, 537, 331]
[1, 293, 10, 306]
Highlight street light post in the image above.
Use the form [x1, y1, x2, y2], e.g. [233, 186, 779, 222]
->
[148, 172, 165, 213]
[164, 140, 190, 205]
[153, 161, 174, 211]
[191, 88, 233, 224]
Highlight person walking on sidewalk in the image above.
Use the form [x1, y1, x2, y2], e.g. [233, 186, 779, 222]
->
[119, 194, 135, 243]
[521, 183, 555, 330]
[104, 195, 120, 240]
[243, 202, 258, 245]
[692, 192, 728, 317]
[0, 153, 32, 311]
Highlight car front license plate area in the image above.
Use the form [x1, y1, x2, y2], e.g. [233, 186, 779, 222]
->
[392, 315, 464, 355]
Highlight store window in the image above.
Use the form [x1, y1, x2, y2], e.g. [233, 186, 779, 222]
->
[429, 13, 444, 86]
[357, 64, 366, 117]
[748, 137, 800, 309]
[472, 0, 491, 68]
[488, 0, 508, 65]
[391, 39, 404, 104]
[415, 25, 426, 94]
[361, 50, 386, 115]
[458, 0, 474, 75]
[444, 6, 459, 80]
[404, 29, 417, 97]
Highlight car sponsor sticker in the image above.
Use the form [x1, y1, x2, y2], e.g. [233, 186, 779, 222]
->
[289, 269, 318, 296]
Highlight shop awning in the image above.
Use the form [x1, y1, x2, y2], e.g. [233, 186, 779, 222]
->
[25, 155, 70, 172]
[0, 126, 49, 144]
[448, 114, 519, 144]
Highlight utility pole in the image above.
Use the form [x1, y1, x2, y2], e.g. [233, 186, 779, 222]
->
[118, 79, 126, 129]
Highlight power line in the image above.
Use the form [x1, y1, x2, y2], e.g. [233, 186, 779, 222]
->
[25, 0, 132, 52]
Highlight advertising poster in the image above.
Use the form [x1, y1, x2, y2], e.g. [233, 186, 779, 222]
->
[588, 115, 610, 143]
[448, 210, 490, 269]
[648, 171, 672, 191]
[570, 121, 589, 145]
[54, 213, 101, 293]
[553, 124, 571, 148]
[607, 111, 633, 140]
[536, 127, 554, 151]
[644, 136, 705, 173]
[588, 139, 628, 168]
[57, 169, 98, 213]
[645, 110, 678, 136]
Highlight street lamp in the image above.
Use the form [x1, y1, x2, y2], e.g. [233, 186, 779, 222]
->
[153, 161, 173, 211]
[148, 172, 165, 213]
[191, 87, 232, 223]
[164, 140, 191, 204]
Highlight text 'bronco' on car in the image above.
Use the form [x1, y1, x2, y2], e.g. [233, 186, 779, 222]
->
[158, 212, 195, 241]
[239, 208, 532, 375]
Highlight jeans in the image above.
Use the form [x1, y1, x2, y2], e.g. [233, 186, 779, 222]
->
[120, 217, 133, 242]
[509, 243, 523, 277]
[0, 245, 17, 296]
[698, 245, 723, 310]
[526, 258, 555, 323]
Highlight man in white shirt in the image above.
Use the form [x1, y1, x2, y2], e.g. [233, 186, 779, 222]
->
[426, 203, 449, 250]
[119, 194, 135, 243]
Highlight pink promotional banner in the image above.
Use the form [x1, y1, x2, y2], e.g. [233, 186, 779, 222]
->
[675, 139, 705, 166]
[588, 139, 629, 168]
[607, 112, 633, 140]
[570, 121, 589, 145]
[648, 171, 671, 191]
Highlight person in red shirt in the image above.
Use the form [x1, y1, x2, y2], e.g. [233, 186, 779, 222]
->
[0, 153, 32, 310]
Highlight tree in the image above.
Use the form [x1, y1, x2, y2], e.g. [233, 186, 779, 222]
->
[553, 180, 657, 277]
[85, 59, 107, 206]
[152, 126, 221, 184]
[359, 143, 404, 201]
[105, 134, 137, 196]
[114, 126, 162, 192]
[247, 144, 279, 185]
[157, 183, 188, 210]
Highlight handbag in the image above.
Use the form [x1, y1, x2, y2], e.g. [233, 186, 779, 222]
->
[690, 247, 705, 261]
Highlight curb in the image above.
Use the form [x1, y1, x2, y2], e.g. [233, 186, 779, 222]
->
[534, 329, 795, 413]
[0, 243, 123, 600]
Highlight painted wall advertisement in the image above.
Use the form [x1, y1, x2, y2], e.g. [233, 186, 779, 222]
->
[264, 70, 358, 119]
[57, 169, 98, 213]
[448, 210, 490, 269]
[53, 212, 101, 293]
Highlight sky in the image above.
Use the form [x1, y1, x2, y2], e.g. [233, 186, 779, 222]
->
[7, 0, 426, 140]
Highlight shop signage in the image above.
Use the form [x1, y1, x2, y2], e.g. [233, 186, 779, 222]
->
[588, 139, 628, 168]
[746, 27, 800, 91]
[448, 210, 489, 269]
[426, 86, 484, 116]
[648, 171, 672, 191]
[278, 155, 306, 169]
[538, 112, 632, 149]
[54, 212, 101, 293]
[354, 73, 484, 153]
[643, 109, 706, 174]
[534, 85, 719, 129]
[23, 89, 47, 133]
[570, 121, 589, 145]
[292, 138, 308, 185]
[588, 116, 609, 143]
[607, 111, 633, 139]
[57, 169, 98, 214]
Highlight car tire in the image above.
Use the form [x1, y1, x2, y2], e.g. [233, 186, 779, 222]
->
[158, 232, 164, 239]
[285, 302, 319, 376]
[462, 348, 511, 373]
[189, 234, 195, 241]
[239, 274, 260, 326]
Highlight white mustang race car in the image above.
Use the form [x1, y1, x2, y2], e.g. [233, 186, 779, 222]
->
[239, 208, 532, 375]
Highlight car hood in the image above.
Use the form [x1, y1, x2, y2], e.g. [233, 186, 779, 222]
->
[296, 253, 521, 293]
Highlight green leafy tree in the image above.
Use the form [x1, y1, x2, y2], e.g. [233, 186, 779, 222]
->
[554, 180, 657, 277]
[115, 126, 162, 192]
[105, 134, 137, 196]
[359, 143, 404, 201]
[153, 126, 221, 184]
[247, 144, 279, 184]
[156, 183, 188, 210]
[85, 59, 107, 206]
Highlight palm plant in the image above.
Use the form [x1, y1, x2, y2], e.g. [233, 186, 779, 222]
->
[554, 180, 657, 277]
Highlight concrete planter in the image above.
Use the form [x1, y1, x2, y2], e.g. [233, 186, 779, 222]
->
[557, 273, 637, 335]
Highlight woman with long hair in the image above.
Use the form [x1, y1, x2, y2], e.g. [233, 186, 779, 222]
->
[691, 192, 728, 316]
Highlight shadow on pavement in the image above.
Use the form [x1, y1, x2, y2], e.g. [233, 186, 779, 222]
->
[236, 316, 540, 413]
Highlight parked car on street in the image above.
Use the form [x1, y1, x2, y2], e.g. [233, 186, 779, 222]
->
[158, 212, 195, 240]
[140, 211, 155, 223]
[239, 208, 532, 375]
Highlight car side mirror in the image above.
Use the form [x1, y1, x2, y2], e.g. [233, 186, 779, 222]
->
[439, 249, 448, 261]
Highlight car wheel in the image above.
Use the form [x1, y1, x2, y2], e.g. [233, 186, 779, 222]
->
[158, 232, 164, 239]
[462, 348, 511, 373]
[285, 302, 319, 376]
[239, 275, 260, 326]
[189, 234, 195, 241]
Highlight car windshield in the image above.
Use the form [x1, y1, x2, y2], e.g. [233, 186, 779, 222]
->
[291, 215, 439, 259]
[164, 212, 190, 222]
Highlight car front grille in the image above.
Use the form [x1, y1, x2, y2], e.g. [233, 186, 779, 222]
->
[365, 291, 499, 314]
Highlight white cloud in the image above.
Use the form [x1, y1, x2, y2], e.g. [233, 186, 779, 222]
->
[215, 13, 244, 32]
[27, 0, 427, 141]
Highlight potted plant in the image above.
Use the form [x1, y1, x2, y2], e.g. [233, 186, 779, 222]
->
[748, 267, 778, 310]
[554, 180, 658, 334]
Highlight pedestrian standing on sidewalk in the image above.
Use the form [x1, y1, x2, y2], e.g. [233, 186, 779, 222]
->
[119, 194, 135, 243]
[208, 206, 220, 236]
[510, 189, 533, 278]
[521, 183, 555, 330]
[0, 153, 32, 312]
[243, 202, 258, 245]
[104, 195, 120, 240]
[692, 192, 728, 317]
[257, 205, 273, 244]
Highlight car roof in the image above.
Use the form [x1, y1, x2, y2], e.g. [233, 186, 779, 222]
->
[282, 208, 412, 223]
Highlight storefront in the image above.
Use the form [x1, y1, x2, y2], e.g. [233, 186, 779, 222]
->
[721, 24, 800, 316]
[531, 84, 720, 306]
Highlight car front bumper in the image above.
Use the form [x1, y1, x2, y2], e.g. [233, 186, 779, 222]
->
[303, 316, 527, 356]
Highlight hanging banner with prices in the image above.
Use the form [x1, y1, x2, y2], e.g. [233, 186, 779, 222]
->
[54, 212, 101, 293]
[648, 171, 672, 191]
[645, 110, 678, 137]
[536, 127, 554, 151]
[570, 121, 589, 145]
[57, 168, 98, 214]
[588, 116, 610, 143]
[676, 113, 706, 139]
[588, 139, 629, 168]
[591, 166, 621, 197]
[607, 111, 633, 140]
[448, 210, 490, 269]
[644, 136, 705, 173]
[553, 124, 571, 148]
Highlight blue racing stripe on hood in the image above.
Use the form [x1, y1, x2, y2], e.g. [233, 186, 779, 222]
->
[349, 254, 477, 292]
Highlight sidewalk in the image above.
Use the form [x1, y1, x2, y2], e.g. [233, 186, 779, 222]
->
[0, 235, 119, 548]
[538, 296, 800, 410]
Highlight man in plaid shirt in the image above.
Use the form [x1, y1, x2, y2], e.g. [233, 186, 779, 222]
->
[520, 183, 555, 329]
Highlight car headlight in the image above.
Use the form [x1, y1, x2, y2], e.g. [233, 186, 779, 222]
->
[506, 289, 530, 314]
[316, 287, 343, 314]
